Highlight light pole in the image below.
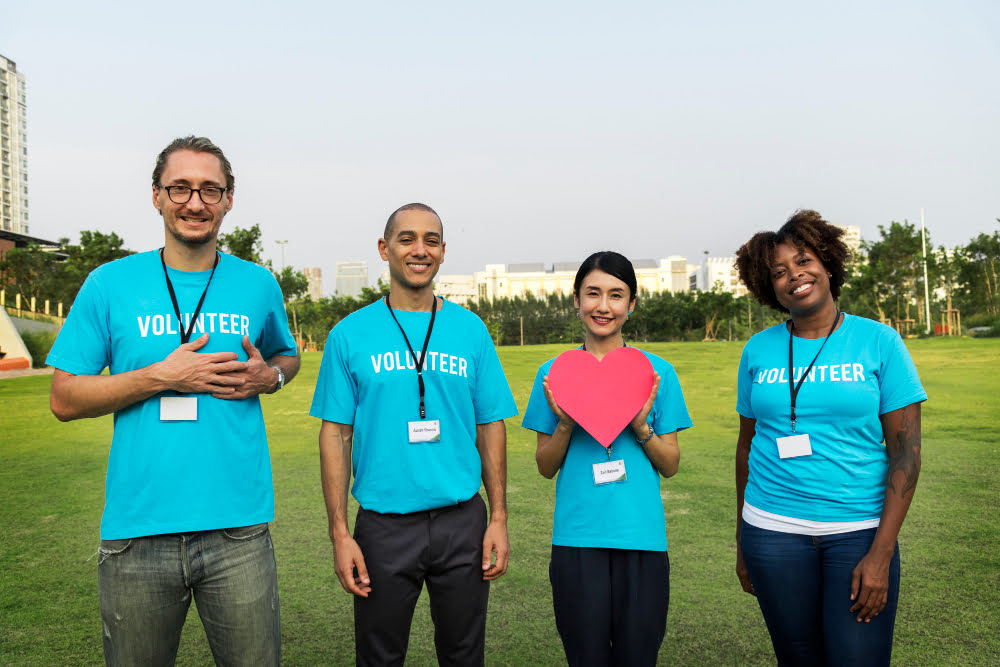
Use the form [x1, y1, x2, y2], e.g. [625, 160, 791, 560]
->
[275, 240, 288, 272]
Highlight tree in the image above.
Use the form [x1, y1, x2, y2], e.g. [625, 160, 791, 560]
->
[845, 221, 934, 328]
[218, 224, 264, 264]
[955, 227, 1000, 319]
[273, 265, 309, 303]
[57, 230, 133, 304]
[0, 244, 58, 303]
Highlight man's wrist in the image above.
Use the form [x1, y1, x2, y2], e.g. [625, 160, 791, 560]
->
[267, 365, 284, 393]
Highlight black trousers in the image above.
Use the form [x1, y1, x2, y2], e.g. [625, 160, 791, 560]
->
[353, 494, 489, 667]
[549, 545, 670, 667]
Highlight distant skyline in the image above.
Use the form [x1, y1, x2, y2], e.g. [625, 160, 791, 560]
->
[3, 1, 998, 293]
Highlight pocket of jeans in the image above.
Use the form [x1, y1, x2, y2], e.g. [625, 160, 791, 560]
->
[222, 523, 269, 541]
[97, 538, 133, 565]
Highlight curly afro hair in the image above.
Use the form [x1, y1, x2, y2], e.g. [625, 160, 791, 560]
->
[734, 210, 851, 314]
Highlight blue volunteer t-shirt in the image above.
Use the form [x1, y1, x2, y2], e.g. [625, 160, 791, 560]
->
[310, 298, 518, 514]
[522, 349, 692, 551]
[46, 250, 297, 540]
[737, 314, 927, 522]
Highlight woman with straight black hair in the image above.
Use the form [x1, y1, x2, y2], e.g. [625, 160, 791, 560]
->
[522, 251, 692, 666]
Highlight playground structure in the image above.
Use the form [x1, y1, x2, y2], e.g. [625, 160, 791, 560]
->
[0, 289, 66, 370]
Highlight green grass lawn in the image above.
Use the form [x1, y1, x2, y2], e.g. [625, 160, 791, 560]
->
[1, 338, 998, 665]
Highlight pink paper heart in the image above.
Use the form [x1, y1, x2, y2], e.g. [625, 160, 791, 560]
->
[547, 347, 655, 448]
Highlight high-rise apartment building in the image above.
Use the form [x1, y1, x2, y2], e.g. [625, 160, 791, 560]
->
[335, 261, 368, 298]
[0, 54, 28, 234]
[303, 267, 323, 301]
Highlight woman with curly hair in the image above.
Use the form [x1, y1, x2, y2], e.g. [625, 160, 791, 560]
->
[733, 210, 926, 666]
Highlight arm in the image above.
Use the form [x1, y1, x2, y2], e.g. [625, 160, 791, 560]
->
[535, 377, 575, 479]
[629, 374, 680, 478]
[318, 420, 371, 597]
[212, 336, 302, 400]
[735, 415, 756, 595]
[850, 402, 921, 622]
[50, 333, 247, 422]
[476, 419, 509, 581]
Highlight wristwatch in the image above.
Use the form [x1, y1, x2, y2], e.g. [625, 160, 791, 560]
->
[636, 423, 654, 446]
[268, 365, 285, 393]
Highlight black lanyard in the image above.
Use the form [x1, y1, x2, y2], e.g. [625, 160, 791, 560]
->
[788, 311, 841, 432]
[160, 249, 220, 344]
[385, 295, 438, 419]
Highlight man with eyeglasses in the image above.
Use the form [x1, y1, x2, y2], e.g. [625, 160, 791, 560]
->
[47, 135, 299, 666]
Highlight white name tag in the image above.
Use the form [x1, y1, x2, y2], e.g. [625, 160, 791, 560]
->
[593, 459, 627, 485]
[160, 396, 198, 421]
[408, 420, 441, 443]
[776, 433, 812, 459]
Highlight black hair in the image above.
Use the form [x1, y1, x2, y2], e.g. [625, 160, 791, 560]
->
[384, 202, 441, 239]
[734, 209, 851, 313]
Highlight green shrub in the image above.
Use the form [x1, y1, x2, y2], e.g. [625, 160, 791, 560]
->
[19, 330, 58, 368]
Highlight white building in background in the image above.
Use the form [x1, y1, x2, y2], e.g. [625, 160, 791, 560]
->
[436, 256, 692, 304]
[435, 274, 477, 305]
[303, 267, 322, 301]
[835, 224, 863, 256]
[1, 54, 29, 235]
[335, 261, 367, 297]
[690, 257, 748, 297]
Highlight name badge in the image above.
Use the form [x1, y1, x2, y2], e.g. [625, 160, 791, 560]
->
[593, 459, 627, 485]
[408, 420, 441, 443]
[776, 433, 812, 459]
[160, 396, 197, 421]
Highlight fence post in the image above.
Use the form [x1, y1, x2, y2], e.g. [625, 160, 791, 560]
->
[31, 296, 36, 313]
[15, 293, 21, 315]
[0, 288, 5, 307]
[45, 299, 50, 315]
[58, 302, 63, 318]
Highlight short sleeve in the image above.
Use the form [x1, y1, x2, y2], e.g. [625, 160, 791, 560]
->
[309, 327, 359, 424]
[521, 362, 558, 435]
[877, 330, 927, 414]
[45, 271, 112, 375]
[651, 362, 693, 434]
[257, 275, 297, 359]
[471, 322, 518, 424]
[736, 343, 755, 418]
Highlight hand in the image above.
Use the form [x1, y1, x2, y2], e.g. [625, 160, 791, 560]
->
[542, 378, 574, 427]
[212, 336, 278, 400]
[630, 373, 660, 435]
[481, 520, 510, 581]
[849, 548, 892, 622]
[155, 334, 247, 395]
[332, 534, 371, 597]
[736, 546, 755, 596]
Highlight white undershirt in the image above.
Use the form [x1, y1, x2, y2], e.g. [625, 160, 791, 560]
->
[743, 502, 881, 536]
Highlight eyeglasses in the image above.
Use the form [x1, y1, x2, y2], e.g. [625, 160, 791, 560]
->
[158, 185, 228, 205]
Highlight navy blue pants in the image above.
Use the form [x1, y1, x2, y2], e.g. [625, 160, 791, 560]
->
[352, 494, 489, 667]
[549, 545, 670, 667]
[740, 520, 900, 667]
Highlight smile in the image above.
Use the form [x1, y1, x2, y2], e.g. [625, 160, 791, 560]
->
[792, 283, 813, 295]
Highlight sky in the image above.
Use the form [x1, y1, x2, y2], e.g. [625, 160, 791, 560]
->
[3, 1, 999, 292]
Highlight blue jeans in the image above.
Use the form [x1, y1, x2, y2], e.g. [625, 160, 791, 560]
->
[740, 520, 899, 667]
[97, 525, 280, 666]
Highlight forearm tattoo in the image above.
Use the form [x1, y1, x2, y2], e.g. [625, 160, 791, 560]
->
[887, 407, 921, 497]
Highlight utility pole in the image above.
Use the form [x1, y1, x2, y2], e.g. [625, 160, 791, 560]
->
[275, 239, 288, 272]
[920, 210, 931, 334]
